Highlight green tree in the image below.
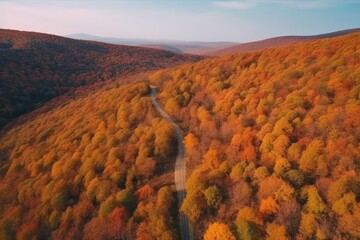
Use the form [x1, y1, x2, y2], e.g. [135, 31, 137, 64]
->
[237, 220, 254, 240]
[204, 185, 223, 210]
[284, 169, 305, 187]
[116, 189, 135, 211]
[181, 193, 205, 223]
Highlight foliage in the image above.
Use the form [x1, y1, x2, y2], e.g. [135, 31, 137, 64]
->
[150, 32, 360, 238]
[204, 222, 236, 240]
[204, 185, 223, 210]
[0, 82, 178, 239]
[0, 29, 202, 128]
[1, 31, 359, 239]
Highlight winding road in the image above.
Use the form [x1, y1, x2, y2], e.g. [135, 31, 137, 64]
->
[150, 85, 193, 240]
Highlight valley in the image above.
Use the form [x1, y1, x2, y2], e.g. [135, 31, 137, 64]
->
[0, 29, 202, 129]
[0, 27, 359, 240]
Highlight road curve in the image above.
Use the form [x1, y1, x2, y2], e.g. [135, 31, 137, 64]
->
[149, 85, 193, 240]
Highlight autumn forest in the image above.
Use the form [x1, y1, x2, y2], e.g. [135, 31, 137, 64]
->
[0, 28, 359, 240]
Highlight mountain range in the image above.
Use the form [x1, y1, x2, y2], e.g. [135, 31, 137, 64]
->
[66, 33, 238, 55]
[208, 27, 360, 56]
[0, 28, 359, 240]
[67, 28, 360, 56]
[0, 29, 202, 128]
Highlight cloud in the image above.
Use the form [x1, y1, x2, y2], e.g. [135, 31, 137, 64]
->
[212, 1, 256, 9]
[213, 0, 352, 10]
[284, 0, 334, 9]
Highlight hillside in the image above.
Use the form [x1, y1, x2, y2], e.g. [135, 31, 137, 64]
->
[0, 81, 181, 239]
[0, 31, 359, 240]
[208, 28, 360, 56]
[0, 29, 202, 128]
[149, 32, 360, 239]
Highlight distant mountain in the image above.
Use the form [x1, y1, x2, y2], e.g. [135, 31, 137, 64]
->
[139, 44, 184, 54]
[139, 43, 241, 55]
[66, 33, 158, 45]
[66, 33, 238, 55]
[170, 42, 238, 55]
[0, 29, 203, 128]
[207, 28, 360, 56]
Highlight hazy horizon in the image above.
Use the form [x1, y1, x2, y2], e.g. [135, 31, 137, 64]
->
[1, 0, 360, 42]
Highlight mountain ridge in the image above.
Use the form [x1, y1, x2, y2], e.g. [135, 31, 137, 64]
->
[206, 27, 360, 56]
[0, 29, 359, 240]
[66, 33, 238, 54]
[0, 29, 203, 128]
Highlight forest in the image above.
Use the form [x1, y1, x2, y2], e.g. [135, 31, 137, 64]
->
[0, 29, 202, 128]
[0, 81, 182, 239]
[149, 32, 360, 239]
[0, 31, 359, 239]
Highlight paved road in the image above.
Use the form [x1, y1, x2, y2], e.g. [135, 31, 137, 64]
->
[150, 85, 193, 240]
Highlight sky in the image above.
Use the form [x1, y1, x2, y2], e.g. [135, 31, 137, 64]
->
[0, 0, 360, 42]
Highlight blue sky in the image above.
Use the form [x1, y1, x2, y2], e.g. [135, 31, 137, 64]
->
[0, 0, 360, 42]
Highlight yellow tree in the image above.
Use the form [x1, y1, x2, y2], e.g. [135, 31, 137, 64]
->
[303, 186, 326, 214]
[266, 223, 289, 240]
[204, 222, 236, 240]
[184, 133, 198, 150]
[299, 139, 325, 175]
[338, 203, 360, 238]
[299, 213, 317, 239]
[203, 148, 221, 170]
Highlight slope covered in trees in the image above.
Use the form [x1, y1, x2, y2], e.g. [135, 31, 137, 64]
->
[0, 82, 181, 239]
[0, 30, 359, 240]
[207, 28, 360, 56]
[0, 29, 202, 128]
[149, 32, 360, 239]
